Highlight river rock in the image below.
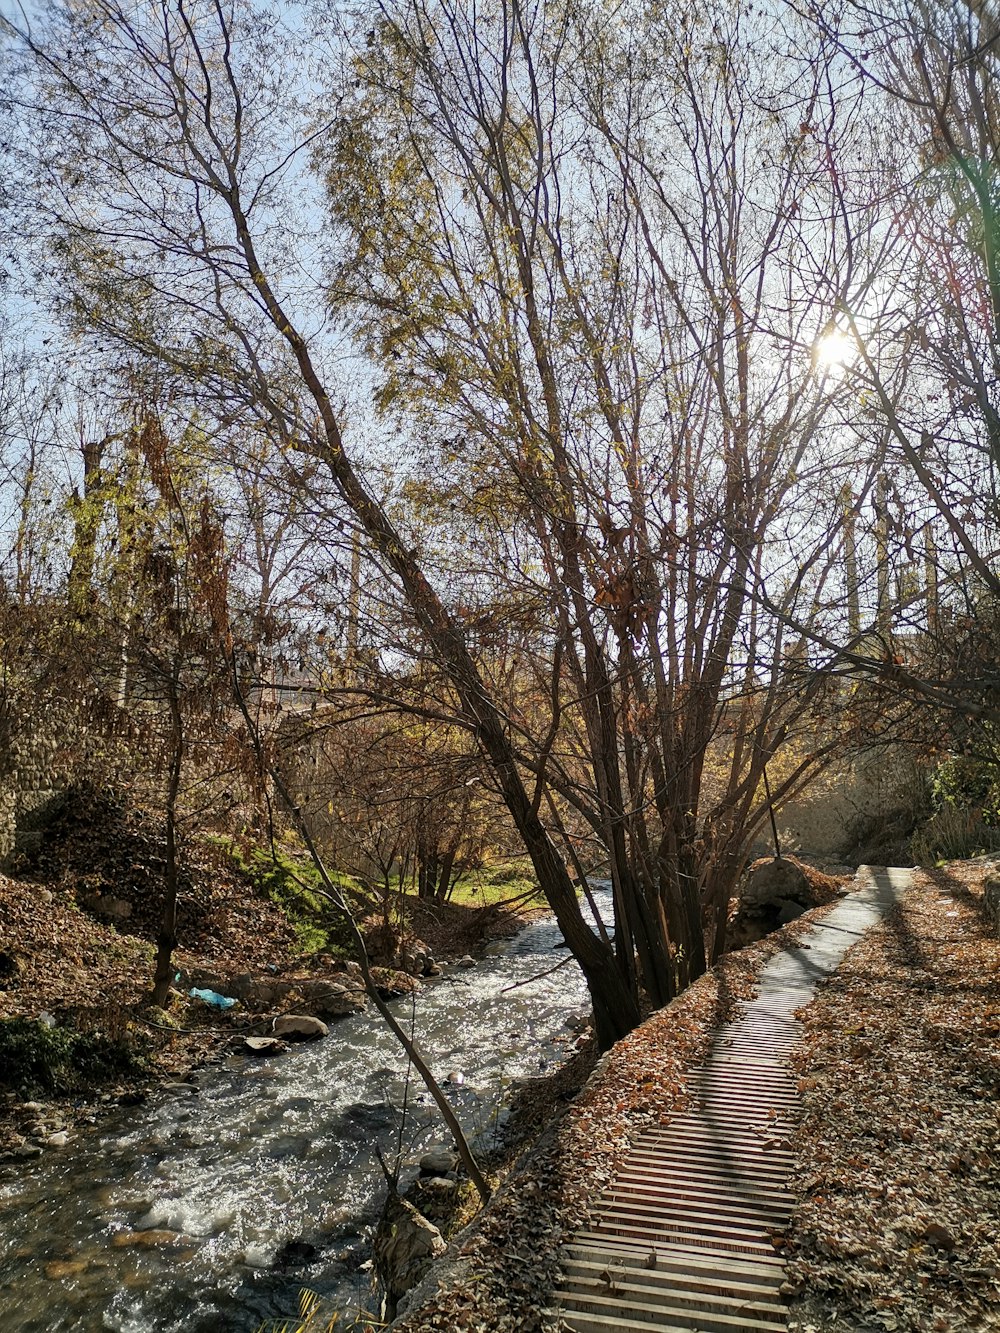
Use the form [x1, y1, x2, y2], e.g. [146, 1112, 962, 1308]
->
[112, 1229, 189, 1249]
[44, 1259, 89, 1279]
[445, 1070, 464, 1086]
[743, 857, 810, 907]
[304, 983, 366, 1019]
[456, 955, 476, 969]
[243, 1036, 287, 1056]
[401, 940, 430, 975]
[276, 1238, 319, 1266]
[374, 1194, 446, 1319]
[419, 1148, 459, 1175]
[272, 1015, 329, 1041]
[46, 1131, 70, 1148]
[161, 1082, 197, 1097]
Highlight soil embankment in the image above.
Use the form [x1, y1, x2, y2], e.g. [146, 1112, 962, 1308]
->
[0, 789, 540, 1162]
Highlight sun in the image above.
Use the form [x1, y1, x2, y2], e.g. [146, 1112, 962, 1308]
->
[814, 329, 856, 371]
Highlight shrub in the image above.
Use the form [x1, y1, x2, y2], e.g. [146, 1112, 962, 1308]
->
[0, 1016, 147, 1097]
[930, 755, 1000, 825]
[910, 804, 1000, 865]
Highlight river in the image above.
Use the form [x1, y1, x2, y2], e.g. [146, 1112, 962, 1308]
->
[0, 891, 611, 1331]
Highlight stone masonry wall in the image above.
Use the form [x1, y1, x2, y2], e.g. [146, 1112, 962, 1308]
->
[0, 697, 80, 868]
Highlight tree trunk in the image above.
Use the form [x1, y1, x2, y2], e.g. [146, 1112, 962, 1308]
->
[231, 218, 641, 1046]
[150, 680, 183, 1008]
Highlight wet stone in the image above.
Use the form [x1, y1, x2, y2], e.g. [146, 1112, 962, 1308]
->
[243, 1036, 287, 1056]
[112, 1229, 190, 1249]
[419, 1148, 459, 1175]
[44, 1259, 89, 1280]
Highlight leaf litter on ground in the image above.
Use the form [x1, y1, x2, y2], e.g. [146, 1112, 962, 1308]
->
[784, 863, 1000, 1333]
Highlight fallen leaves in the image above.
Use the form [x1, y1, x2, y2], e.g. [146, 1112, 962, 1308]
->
[392, 898, 846, 1333]
[785, 865, 1000, 1333]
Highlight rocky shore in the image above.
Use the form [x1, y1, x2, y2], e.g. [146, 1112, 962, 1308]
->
[0, 852, 546, 1170]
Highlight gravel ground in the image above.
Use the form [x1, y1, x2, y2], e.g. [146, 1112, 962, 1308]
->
[785, 862, 1000, 1333]
[392, 894, 849, 1332]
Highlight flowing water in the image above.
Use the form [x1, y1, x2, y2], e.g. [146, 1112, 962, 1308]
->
[0, 892, 610, 1331]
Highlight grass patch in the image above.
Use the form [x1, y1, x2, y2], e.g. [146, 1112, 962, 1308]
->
[0, 1016, 148, 1098]
[407, 860, 542, 910]
[211, 836, 363, 957]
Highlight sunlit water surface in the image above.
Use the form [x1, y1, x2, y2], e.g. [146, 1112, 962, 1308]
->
[0, 892, 610, 1331]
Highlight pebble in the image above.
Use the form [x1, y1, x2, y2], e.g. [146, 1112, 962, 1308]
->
[111, 1229, 189, 1249]
[44, 1259, 88, 1280]
[46, 1131, 70, 1148]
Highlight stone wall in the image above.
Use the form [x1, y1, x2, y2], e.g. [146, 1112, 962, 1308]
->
[0, 697, 77, 868]
[760, 747, 927, 863]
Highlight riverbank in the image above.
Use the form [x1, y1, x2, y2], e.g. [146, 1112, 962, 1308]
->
[0, 810, 545, 1165]
[0, 868, 600, 1332]
[784, 859, 1000, 1332]
[393, 861, 1000, 1333]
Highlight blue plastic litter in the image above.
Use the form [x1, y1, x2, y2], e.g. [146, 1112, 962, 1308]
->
[188, 987, 237, 1010]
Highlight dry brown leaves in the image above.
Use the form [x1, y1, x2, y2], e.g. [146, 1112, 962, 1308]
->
[785, 863, 1000, 1333]
[393, 899, 844, 1333]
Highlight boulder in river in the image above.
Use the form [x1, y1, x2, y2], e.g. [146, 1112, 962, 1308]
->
[243, 1036, 287, 1056]
[304, 982, 366, 1019]
[276, 1238, 319, 1266]
[272, 1015, 329, 1041]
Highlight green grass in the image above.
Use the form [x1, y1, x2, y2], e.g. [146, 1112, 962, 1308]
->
[406, 860, 542, 910]
[209, 835, 361, 957]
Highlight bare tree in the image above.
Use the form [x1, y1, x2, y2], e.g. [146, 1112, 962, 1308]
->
[3, 0, 879, 1042]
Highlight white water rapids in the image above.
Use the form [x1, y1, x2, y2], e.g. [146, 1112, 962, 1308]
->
[0, 890, 612, 1331]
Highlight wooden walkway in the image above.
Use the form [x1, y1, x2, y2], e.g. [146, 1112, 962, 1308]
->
[555, 867, 911, 1333]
